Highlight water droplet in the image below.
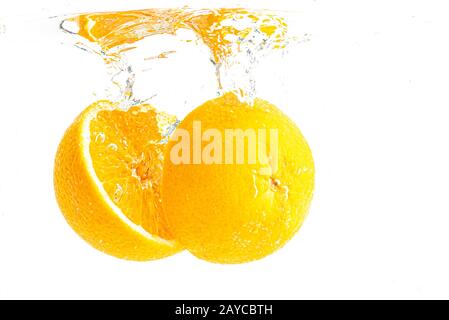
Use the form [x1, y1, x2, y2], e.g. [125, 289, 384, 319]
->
[60, 19, 80, 34]
[95, 132, 106, 144]
[252, 174, 259, 197]
[107, 143, 118, 151]
[113, 184, 123, 202]
[281, 185, 289, 198]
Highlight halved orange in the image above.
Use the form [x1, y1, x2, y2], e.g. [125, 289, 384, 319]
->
[54, 100, 181, 261]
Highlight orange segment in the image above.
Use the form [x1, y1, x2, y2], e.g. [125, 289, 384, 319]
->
[89, 105, 175, 239]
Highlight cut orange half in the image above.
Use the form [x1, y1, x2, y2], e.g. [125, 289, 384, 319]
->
[54, 100, 181, 261]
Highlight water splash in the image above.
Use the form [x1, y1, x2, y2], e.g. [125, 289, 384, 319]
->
[60, 8, 303, 106]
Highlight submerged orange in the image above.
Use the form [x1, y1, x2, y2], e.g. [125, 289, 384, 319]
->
[162, 93, 315, 264]
[54, 101, 181, 261]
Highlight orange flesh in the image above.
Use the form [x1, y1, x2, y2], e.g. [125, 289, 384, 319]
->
[89, 105, 177, 240]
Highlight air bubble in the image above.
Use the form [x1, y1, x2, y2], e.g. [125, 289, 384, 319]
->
[95, 132, 106, 143]
[113, 184, 124, 202]
[60, 19, 80, 34]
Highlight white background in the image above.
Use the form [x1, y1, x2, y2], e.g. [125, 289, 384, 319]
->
[1, 0, 449, 300]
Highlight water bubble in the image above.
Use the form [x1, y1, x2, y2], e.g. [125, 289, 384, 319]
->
[113, 184, 124, 202]
[59, 19, 79, 34]
[107, 143, 118, 151]
[95, 132, 106, 143]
